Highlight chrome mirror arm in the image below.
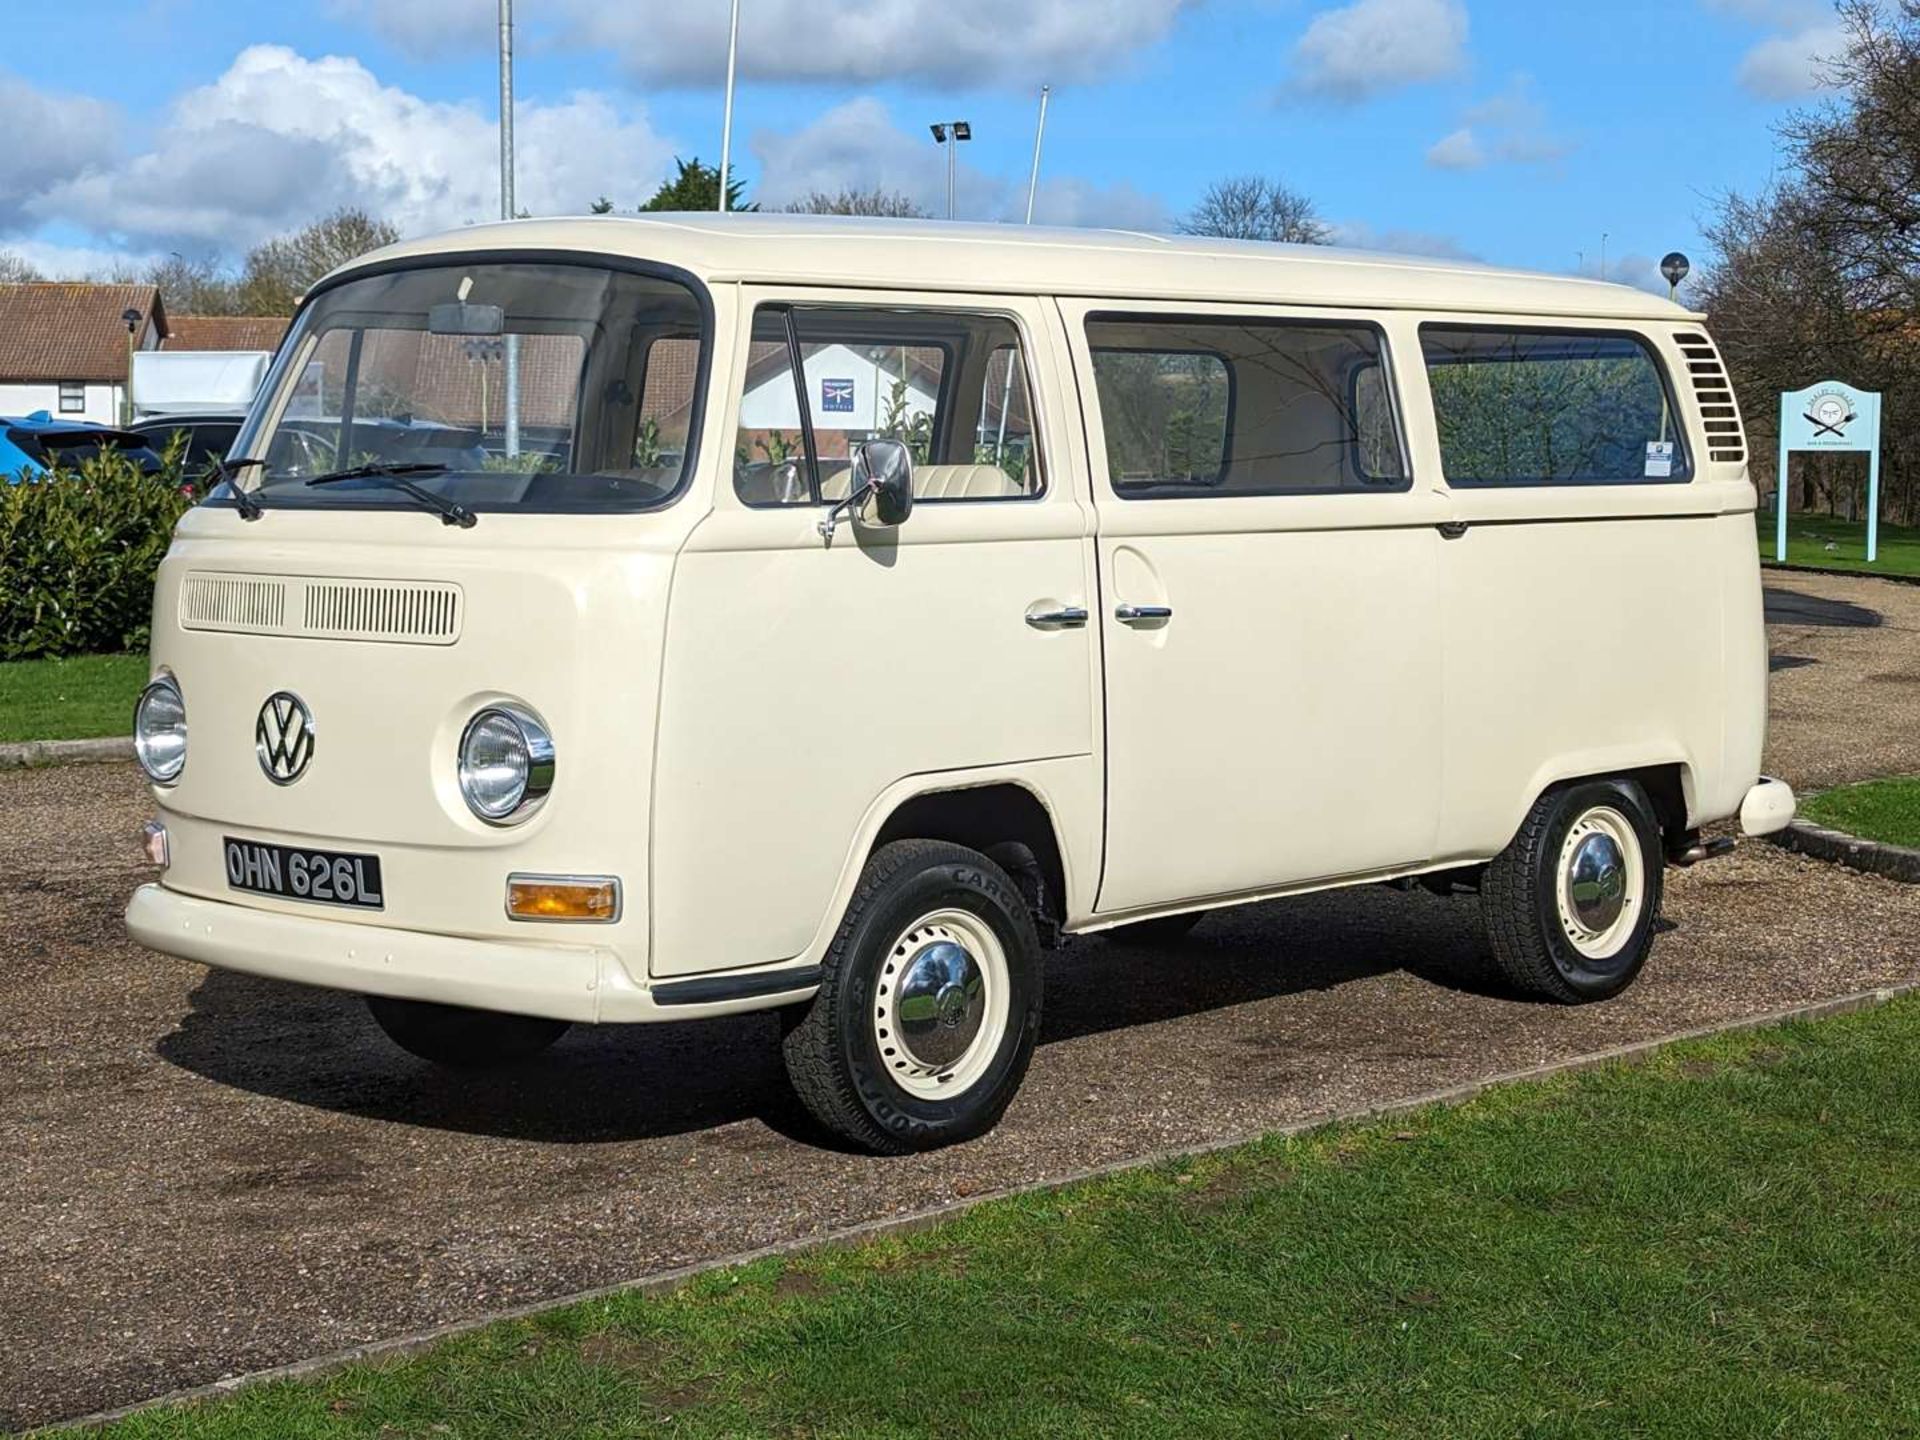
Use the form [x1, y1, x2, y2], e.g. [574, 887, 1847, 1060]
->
[817, 484, 873, 543]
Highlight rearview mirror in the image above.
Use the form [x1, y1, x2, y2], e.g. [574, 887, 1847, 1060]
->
[819, 438, 914, 542]
[428, 302, 505, 337]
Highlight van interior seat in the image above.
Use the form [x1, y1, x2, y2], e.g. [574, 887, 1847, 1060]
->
[819, 463, 1025, 502]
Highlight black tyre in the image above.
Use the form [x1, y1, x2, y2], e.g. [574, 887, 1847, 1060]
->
[1101, 911, 1205, 945]
[782, 839, 1043, 1154]
[1482, 778, 1665, 1004]
[365, 995, 570, 1067]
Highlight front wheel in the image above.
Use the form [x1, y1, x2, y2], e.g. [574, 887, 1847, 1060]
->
[365, 995, 570, 1067]
[782, 840, 1043, 1154]
[1481, 779, 1665, 1004]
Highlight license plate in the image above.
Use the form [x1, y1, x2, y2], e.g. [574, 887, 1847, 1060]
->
[224, 837, 385, 911]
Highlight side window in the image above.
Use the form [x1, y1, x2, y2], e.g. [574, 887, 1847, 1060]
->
[733, 305, 1045, 506]
[1085, 315, 1406, 498]
[1421, 327, 1688, 486]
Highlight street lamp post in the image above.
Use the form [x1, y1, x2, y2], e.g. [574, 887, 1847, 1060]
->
[718, 0, 741, 214]
[1660, 251, 1691, 304]
[121, 307, 142, 427]
[929, 120, 972, 220]
[497, 0, 520, 456]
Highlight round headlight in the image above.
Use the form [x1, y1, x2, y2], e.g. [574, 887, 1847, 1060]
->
[458, 703, 554, 824]
[134, 675, 188, 784]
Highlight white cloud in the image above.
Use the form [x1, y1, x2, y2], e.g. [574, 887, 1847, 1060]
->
[1429, 76, 1572, 171]
[3, 238, 164, 280]
[752, 97, 1171, 230]
[1737, 24, 1846, 100]
[1330, 222, 1480, 261]
[1290, 0, 1469, 102]
[0, 73, 121, 229]
[334, 0, 1193, 87]
[21, 46, 678, 251]
[1426, 128, 1484, 170]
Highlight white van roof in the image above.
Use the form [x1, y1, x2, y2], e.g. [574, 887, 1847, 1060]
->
[339, 213, 1695, 323]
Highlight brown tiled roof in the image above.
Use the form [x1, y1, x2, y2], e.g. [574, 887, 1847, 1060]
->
[164, 315, 288, 353]
[0, 283, 167, 383]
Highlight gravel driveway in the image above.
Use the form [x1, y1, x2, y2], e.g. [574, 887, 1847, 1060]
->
[4, 569, 1917, 1429]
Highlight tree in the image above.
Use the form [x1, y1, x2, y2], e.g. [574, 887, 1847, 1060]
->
[142, 252, 240, 314]
[235, 207, 401, 315]
[0, 251, 41, 284]
[784, 188, 926, 218]
[1178, 176, 1330, 245]
[641, 158, 752, 214]
[589, 196, 615, 214]
[1699, 0, 1920, 524]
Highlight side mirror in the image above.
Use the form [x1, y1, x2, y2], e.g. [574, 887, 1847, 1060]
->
[820, 438, 914, 541]
[852, 439, 914, 527]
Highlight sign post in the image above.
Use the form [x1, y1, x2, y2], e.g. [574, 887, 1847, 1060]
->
[1777, 381, 1883, 565]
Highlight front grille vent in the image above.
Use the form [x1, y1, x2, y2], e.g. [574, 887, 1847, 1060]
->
[1674, 332, 1747, 465]
[178, 574, 286, 634]
[179, 573, 462, 645]
[303, 580, 462, 643]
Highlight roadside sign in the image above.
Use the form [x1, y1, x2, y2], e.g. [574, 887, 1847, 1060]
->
[1777, 380, 1884, 564]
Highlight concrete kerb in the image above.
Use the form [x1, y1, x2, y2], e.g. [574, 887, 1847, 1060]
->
[0, 738, 132, 771]
[1770, 818, 1920, 884]
[46, 978, 1920, 1434]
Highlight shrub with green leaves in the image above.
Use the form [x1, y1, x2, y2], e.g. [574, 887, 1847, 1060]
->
[0, 449, 195, 661]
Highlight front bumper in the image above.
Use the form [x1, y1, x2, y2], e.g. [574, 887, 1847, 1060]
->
[126, 884, 817, 1023]
[1739, 776, 1797, 837]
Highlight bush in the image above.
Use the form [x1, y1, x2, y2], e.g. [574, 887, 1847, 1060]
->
[0, 450, 195, 661]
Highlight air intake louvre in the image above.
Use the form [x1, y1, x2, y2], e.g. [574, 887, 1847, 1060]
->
[179, 573, 462, 645]
[1674, 332, 1747, 465]
[303, 580, 462, 642]
[179, 574, 287, 634]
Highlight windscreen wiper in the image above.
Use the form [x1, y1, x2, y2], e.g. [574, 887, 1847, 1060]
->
[305, 462, 476, 528]
[207, 456, 267, 521]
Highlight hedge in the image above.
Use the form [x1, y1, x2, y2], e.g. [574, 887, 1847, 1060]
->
[0, 449, 196, 661]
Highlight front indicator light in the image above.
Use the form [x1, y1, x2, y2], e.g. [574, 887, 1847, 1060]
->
[141, 820, 169, 867]
[506, 874, 620, 923]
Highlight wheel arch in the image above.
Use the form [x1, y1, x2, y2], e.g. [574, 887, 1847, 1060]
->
[1511, 752, 1698, 850]
[868, 781, 1072, 944]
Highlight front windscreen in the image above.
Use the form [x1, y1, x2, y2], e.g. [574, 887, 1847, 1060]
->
[227, 259, 707, 514]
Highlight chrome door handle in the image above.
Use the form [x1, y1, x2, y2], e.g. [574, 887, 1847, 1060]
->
[1115, 604, 1173, 624]
[1025, 605, 1089, 629]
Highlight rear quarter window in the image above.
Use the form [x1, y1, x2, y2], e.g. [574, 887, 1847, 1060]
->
[1421, 326, 1688, 486]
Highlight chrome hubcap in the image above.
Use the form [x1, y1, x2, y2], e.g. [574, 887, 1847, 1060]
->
[893, 939, 986, 1069]
[1556, 806, 1645, 961]
[872, 909, 1011, 1100]
[1566, 832, 1628, 932]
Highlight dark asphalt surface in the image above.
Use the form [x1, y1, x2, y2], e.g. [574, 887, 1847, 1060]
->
[4, 571, 1918, 1429]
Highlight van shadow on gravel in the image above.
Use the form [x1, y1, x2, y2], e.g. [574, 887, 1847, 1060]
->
[153, 887, 1518, 1146]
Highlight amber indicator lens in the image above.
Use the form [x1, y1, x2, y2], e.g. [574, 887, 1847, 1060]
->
[506, 876, 619, 922]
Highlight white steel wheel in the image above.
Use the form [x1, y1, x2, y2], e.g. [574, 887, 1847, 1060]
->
[871, 907, 1012, 1100]
[1554, 805, 1646, 962]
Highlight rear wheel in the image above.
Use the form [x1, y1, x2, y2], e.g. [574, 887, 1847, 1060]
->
[782, 840, 1042, 1154]
[365, 995, 570, 1067]
[1482, 778, 1664, 1004]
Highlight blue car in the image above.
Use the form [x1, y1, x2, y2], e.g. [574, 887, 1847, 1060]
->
[1, 411, 167, 481]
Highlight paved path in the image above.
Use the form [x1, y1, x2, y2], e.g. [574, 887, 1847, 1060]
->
[4, 570, 1917, 1428]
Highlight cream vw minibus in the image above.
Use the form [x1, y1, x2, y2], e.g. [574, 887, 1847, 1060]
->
[127, 216, 1795, 1152]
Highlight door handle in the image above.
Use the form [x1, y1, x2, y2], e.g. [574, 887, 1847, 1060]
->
[1115, 604, 1174, 624]
[1437, 521, 1470, 540]
[1025, 604, 1089, 630]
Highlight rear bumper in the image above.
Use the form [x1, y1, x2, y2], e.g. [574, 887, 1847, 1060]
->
[1739, 777, 1797, 837]
[125, 884, 818, 1024]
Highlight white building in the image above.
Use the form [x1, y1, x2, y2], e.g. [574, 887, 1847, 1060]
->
[0, 283, 167, 425]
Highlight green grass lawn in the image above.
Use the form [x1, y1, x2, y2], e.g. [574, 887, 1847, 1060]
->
[1759, 509, 1920, 578]
[0, 652, 146, 743]
[76, 1000, 1920, 1439]
[1801, 776, 1920, 849]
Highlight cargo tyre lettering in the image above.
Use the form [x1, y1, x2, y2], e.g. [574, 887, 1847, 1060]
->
[1481, 777, 1665, 1004]
[781, 840, 1043, 1154]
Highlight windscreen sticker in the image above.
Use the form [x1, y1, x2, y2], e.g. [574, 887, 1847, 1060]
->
[1645, 441, 1676, 478]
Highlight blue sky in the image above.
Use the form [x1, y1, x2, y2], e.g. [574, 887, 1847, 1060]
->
[0, 0, 1846, 294]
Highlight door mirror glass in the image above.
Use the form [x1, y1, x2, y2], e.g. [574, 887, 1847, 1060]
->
[852, 438, 914, 528]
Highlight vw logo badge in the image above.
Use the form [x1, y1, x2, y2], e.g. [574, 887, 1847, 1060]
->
[255, 692, 315, 785]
